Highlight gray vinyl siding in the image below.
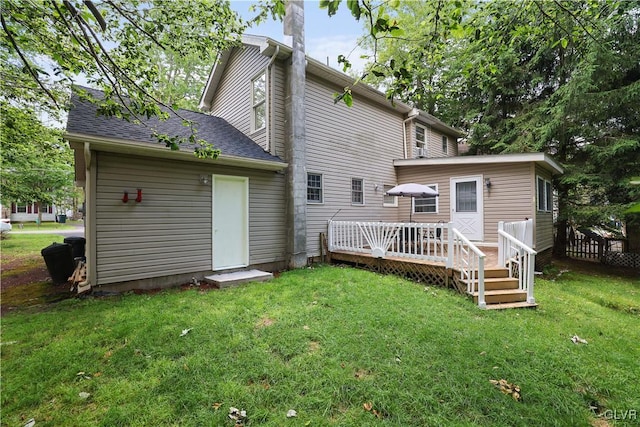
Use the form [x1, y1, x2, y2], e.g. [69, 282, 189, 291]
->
[210, 46, 269, 149]
[94, 152, 286, 285]
[535, 164, 554, 251]
[270, 60, 287, 158]
[397, 162, 535, 244]
[304, 74, 403, 256]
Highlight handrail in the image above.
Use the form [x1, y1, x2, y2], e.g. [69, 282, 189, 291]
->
[451, 228, 486, 309]
[498, 228, 537, 304]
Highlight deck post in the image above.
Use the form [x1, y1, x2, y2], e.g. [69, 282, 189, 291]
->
[477, 255, 486, 309]
[446, 222, 453, 268]
[527, 253, 536, 304]
[497, 221, 505, 266]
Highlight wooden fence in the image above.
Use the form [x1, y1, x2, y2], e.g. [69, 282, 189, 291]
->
[566, 227, 638, 268]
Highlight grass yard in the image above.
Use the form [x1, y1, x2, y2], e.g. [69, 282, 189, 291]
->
[1, 263, 639, 426]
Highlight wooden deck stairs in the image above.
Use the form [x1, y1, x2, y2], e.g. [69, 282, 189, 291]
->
[462, 266, 538, 310]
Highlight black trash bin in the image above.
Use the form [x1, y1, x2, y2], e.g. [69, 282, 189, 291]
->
[58, 214, 67, 224]
[64, 236, 86, 260]
[41, 243, 74, 284]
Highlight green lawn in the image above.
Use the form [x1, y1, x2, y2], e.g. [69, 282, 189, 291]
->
[1, 264, 638, 426]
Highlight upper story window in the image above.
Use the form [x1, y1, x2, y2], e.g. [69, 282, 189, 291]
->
[414, 184, 438, 213]
[383, 184, 398, 207]
[415, 125, 427, 148]
[307, 173, 323, 204]
[351, 178, 364, 205]
[537, 176, 553, 212]
[251, 71, 266, 132]
[442, 135, 448, 154]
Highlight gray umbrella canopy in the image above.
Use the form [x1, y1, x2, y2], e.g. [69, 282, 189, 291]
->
[386, 183, 439, 222]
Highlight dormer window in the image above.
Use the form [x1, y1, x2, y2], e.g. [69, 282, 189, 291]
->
[251, 71, 266, 132]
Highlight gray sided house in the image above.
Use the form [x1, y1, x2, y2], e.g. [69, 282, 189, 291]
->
[66, 34, 562, 292]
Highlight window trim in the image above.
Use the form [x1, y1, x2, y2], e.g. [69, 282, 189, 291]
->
[351, 177, 365, 206]
[537, 176, 553, 212]
[413, 184, 439, 214]
[383, 184, 398, 207]
[307, 172, 324, 204]
[442, 135, 448, 154]
[251, 70, 266, 133]
[415, 124, 427, 148]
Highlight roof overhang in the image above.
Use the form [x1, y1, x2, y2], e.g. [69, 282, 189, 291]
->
[393, 152, 564, 175]
[65, 132, 288, 173]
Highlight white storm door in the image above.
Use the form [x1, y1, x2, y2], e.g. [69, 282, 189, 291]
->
[450, 176, 483, 241]
[212, 175, 249, 270]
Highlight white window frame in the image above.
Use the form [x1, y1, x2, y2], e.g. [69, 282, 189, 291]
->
[16, 204, 27, 213]
[307, 172, 323, 204]
[537, 176, 553, 212]
[251, 71, 266, 132]
[413, 184, 439, 214]
[415, 124, 427, 149]
[351, 178, 365, 206]
[383, 184, 398, 207]
[442, 135, 448, 154]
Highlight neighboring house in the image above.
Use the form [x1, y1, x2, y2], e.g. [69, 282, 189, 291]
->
[65, 31, 562, 292]
[8, 202, 57, 222]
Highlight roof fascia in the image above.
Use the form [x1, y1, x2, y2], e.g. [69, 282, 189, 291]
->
[393, 152, 564, 175]
[65, 133, 288, 172]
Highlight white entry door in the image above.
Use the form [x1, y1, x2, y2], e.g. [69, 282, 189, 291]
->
[450, 176, 484, 241]
[212, 175, 249, 270]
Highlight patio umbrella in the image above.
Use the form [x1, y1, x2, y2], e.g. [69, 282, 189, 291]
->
[385, 183, 439, 222]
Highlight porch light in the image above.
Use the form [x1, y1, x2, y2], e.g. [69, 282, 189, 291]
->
[485, 178, 492, 189]
[199, 175, 210, 185]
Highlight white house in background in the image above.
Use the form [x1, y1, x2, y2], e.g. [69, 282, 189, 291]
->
[8, 202, 58, 222]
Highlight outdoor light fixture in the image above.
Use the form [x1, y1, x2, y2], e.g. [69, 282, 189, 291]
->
[485, 178, 492, 189]
[199, 175, 210, 185]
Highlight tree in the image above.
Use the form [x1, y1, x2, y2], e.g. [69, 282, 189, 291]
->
[1, 0, 247, 154]
[0, 103, 74, 223]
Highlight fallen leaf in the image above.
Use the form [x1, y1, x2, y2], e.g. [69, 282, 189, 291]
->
[490, 379, 522, 402]
[79, 392, 91, 400]
[303, 325, 310, 330]
[104, 350, 113, 359]
[93, 372, 102, 377]
[363, 402, 373, 411]
[212, 402, 222, 410]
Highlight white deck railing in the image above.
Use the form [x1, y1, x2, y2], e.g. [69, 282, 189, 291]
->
[450, 228, 487, 309]
[498, 220, 537, 304]
[328, 220, 450, 263]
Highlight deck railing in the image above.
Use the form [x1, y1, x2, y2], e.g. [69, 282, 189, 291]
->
[498, 220, 536, 304]
[328, 220, 450, 263]
[450, 228, 486, 308]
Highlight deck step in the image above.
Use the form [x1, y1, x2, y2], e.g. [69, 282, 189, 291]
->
[484, 301, 538, 310]
[484, 267, 510, 279]
[471, 289, 527, 304]
[204, 269, 273, 289]
[468, 277, 519, 291]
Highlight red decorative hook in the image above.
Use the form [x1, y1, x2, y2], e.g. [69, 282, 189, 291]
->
[122, 191, 129, 203]
[135, 189, 143, 203]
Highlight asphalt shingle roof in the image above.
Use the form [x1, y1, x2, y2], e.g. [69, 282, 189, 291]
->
[65, 87, 284, 164]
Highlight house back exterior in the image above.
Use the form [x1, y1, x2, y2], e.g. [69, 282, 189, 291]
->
[66, 33, 562, 291]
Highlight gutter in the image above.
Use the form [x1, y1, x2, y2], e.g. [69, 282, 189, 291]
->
[65, 133, 288, 172]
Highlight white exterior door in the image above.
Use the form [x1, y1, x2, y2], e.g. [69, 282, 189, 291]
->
[212, 175, 249, 270]
[450, 176, 484, 241]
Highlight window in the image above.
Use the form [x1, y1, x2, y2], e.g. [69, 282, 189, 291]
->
[16, 205, 27, 213]
[251, 71, 266, 131]
[442, 135, 448, 154]
[351, 178, 364, 205]
[383, 184, 398, 207]
[415, 125, 427, 148]
[414, 184, 438, 213]
[307, 173, 323, 204]
[537, 176, 553, 212]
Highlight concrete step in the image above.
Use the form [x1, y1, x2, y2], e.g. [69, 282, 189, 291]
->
[204, 269, 273, 289]
[471, 289, 527, 304]
[484, 301, 538, 310]
[468, 277, 519, 291]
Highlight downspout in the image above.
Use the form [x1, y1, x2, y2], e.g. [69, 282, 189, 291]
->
[402, 108, 419, 159]
[265, 45, 280, 154]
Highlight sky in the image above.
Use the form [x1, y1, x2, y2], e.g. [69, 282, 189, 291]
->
[230, 1, 370, 72]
